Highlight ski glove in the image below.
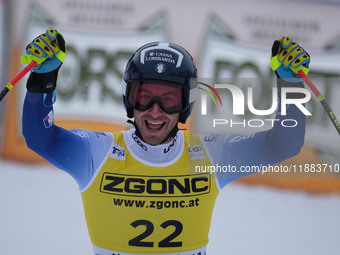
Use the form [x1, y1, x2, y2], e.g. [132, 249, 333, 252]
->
[271, 36, 310, 83]
[23, 28, 66, 93]
[22, 28, 66, 73]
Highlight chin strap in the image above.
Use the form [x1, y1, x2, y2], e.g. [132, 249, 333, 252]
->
[127, 119, 179, 144]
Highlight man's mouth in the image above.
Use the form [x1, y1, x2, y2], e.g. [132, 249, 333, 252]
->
[145, 120, 165, 131]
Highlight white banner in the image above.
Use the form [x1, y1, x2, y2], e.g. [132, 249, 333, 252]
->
[20, 23, 165, 123]
[0, 0, 7, 145]
[0, 0, 6, 84]
[4, 0, 340, 167]
[196, 34, 340, 163]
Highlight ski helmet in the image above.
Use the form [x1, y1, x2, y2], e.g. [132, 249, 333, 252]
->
[122, 42, 198, 123]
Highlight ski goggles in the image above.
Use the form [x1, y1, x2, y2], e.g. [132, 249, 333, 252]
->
[125, 79, 190, 114]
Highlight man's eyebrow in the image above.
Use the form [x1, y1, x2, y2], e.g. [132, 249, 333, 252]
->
[162, 90, 178, 96]
[135, 84, 180, 96]
[136, 87, 152, 94]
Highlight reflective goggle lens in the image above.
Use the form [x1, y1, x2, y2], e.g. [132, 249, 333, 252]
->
[126, 80, 189, 114]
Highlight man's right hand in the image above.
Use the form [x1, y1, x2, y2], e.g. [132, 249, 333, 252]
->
[22, 28, 67, 74]
[23, 28, 67, 93]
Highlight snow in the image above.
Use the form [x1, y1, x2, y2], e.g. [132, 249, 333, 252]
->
[0, 159, 340, 255]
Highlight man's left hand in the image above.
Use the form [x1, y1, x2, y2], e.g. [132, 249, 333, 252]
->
[270, 36, 310, 83]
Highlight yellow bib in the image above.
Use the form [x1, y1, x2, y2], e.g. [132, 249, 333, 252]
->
[81, 131, 219, 254]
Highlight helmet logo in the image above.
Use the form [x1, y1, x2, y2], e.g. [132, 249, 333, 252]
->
[155, 63, 166, 73]
[140, 43, 184, 67]
[146, 51, 176, 65]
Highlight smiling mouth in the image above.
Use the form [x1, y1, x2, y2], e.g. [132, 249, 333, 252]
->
[145, 120, 165, 131]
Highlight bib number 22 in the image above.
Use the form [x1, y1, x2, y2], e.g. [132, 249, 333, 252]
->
[129, 219, 183, 247]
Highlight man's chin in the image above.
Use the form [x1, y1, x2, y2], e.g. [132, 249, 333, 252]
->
[141, 123, 168, 145]
[141, 133, 166, 145]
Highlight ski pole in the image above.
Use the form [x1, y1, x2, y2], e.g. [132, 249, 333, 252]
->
[298, 69, 340, 135]
[0, 60, 37, 102]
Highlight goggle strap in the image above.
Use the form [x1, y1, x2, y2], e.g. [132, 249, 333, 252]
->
[189, 87, 198, 103]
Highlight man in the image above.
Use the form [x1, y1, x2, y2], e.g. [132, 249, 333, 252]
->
[22, 29, 308, 255]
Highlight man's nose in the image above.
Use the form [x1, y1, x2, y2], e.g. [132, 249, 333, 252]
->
[148, 102, 164, 116]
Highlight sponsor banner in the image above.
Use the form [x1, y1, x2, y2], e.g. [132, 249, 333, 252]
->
[1, 0, 166, 162]
[2, 0, 340, 193]
[0, 0, 5, 83]
[20, 23, 165, 123]
[194, 35, 340, 161]
[0, 0, 7, 148]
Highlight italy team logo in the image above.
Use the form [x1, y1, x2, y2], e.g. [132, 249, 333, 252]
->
[155, 63, 166, 73]
[43, 110, 54, 128]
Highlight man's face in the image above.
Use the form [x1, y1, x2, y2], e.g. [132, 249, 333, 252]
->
[132, 83, 181, 145]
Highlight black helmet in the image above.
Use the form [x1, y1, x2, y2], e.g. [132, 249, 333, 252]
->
[122, 42, 198, 123]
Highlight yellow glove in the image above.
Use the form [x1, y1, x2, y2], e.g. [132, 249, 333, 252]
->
[21, 28, 67, 73]
[270, 36, 310, 82]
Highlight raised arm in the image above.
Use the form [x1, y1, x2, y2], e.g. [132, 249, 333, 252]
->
[205, 36, 310, 188]
[22, 29, 113, 189]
